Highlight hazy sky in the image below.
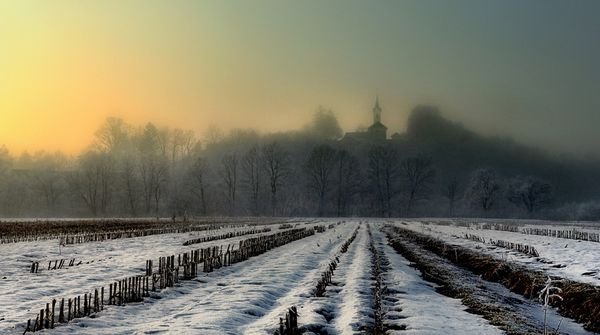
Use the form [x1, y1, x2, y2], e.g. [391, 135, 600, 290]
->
[1, 0, 599, 155]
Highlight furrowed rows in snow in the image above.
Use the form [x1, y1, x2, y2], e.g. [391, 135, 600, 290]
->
[0, 217, 296, 244]
[27, 227, 278, 276]
[387, 224, 600, 333]
[366, 224, 392, 333]
[314, 226, 360, 297]
[6, 219, 598, 334]
[21, 227, 318, 333]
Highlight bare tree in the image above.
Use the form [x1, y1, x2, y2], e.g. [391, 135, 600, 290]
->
[334, 150, 361, 216]
[94, 118, 142, 216]
[304, 107, 343, 140]
[443, 176, 460, 215]
[136, 123, 169, 216]
[121, 156, 140, 216]
[34, 170, 64, 210]
[30, 152, 67, 212]
[305, 144, 337, 216]
[0, 145, 10, 178]
[151, 160, 169, 216]
[156, 127, 171, 158]
[507, 177, 553, 214]
[242, 146, 262, 215]
[203, 125, 224, 148]
[220, 153, 239, 215]
[368, 145, 400, 217]
[262, 142, 289, 216]
[70, 150, 114, 216]
[400, 156, 435, 214]
[189, 157, 209, 215]
[180, 130, 198, 158]
[94, 117, 130, 153]
[467, 168, 501, 212]
[170, 128, 196, 164]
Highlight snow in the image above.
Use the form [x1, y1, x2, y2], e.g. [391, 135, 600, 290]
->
[2, 217, 597, 334]
[372, 226, 503, 335]
[332, 226, 373, 335]
[0, 224, 281, 334]
[46, 223, 355, 335]
[397, 220, 600, 286]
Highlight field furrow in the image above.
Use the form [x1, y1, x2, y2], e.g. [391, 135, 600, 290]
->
[43, 223, 356, 335]
[375, 227, 504, 335]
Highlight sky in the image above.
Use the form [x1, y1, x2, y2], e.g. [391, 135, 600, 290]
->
[1, 0, 599, 156]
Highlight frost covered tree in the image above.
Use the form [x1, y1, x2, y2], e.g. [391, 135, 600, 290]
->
[304, 107, 343, 140]
[368, 145, 400, 217]
[305, 144, 337, 216]
[136, 123, 169, 216]
[94, 117, 130, 153]
[443, 176, 460, 215]
[507, 177, 553, 214]
[69, 150, 114, 216]
[467, 168, 501, 212]
[220, 153, 239, 215]
[400, 156, 435, 214]
[262, 142, 289, 216]
[189, 157, 209, 216]
[24, 152, 68, 213]
[242, 146, 262, 215]
[333, 149, 361, 216]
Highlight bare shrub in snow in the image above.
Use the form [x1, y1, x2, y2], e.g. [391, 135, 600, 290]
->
[539, 276, 563, 335]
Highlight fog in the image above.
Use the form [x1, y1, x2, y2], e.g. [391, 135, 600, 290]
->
[1, 1, 600, 219]
[0, 105, 598, 220]
[1, 0, 600, 156]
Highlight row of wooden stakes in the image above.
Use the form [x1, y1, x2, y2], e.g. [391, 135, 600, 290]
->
[490, 239, 540, 257]
[182, 227, 272, 246]
[274, 306, 300, 335]
[58, 223, 233, 245]
[26, 287, 104, 332]
[315, 226, 359, 297]
[2, 219, 238, 245]
[522, 227, 600, 243]
[23, 226, 319, 333]
[30, 259, 81, 273]
[462, 233, 540, 257]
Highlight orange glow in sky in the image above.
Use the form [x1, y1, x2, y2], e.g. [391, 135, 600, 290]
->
[2, 1, 599, 155]
[0, 1, 413, 155]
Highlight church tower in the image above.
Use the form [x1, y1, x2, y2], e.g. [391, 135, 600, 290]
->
[373, 96, 382, 124]
[368, 97, 387, 140]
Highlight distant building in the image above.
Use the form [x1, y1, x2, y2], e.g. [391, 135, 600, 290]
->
[342, 98, 388, 143]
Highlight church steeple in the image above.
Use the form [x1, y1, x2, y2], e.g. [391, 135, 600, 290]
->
[341, 96, 388, 142]
[373, 96, 382, 124]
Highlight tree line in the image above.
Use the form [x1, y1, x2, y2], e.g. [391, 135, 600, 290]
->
[0, 109, 597, 220]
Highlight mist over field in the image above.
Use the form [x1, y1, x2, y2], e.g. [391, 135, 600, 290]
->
[2, 0, 600, 220]
[1, 2, 600, 335]
[1, 103, 600, 220]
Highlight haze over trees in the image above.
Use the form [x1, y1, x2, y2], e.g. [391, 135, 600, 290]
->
[0, 105, 599, 220]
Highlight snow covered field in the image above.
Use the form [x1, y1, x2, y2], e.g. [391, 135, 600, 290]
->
[398, 220, 600, 286]
[1, 218, 598, 334]
[0, 223, 285, 333]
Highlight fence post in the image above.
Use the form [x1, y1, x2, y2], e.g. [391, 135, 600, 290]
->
[50, 299, 55, 328]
